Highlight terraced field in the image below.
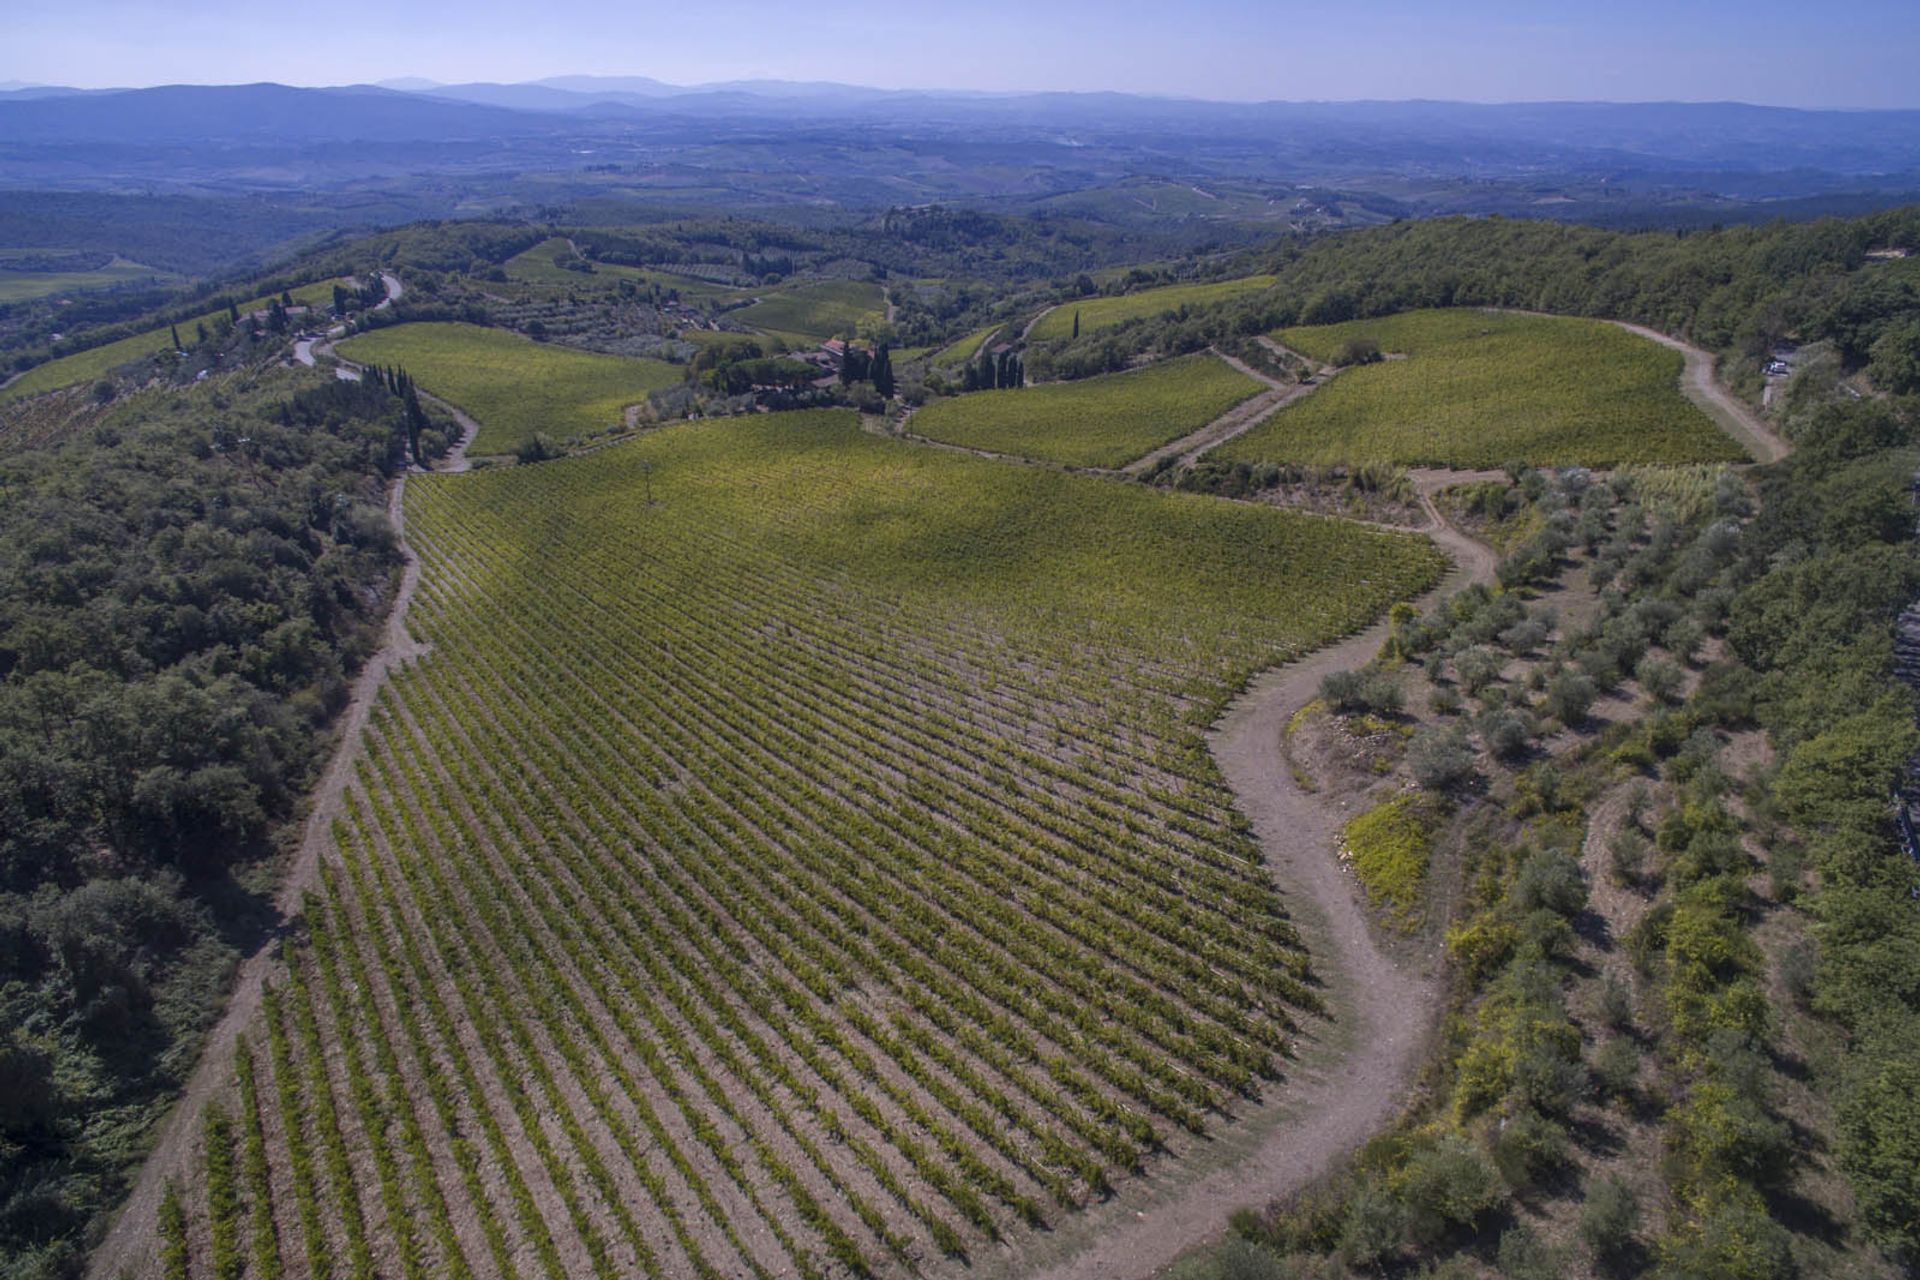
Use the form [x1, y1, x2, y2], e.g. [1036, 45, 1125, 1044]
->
[733, 280, 888, 344]
[1214, 309, 1743, 468]
[337, 322, 681, 453]
[160, 410, 1443, 1280]
[1, 279, 345, 404]
[909, 353, 1264, 468]
[1027, 275, 1277, 342]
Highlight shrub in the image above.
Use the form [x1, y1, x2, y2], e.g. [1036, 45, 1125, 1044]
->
[1607, 828, 1649, 888]
[1173, 1237, 1294, 1280]
[1321, 668, 1404, 715]
[1545, 670, 1599, 726]
[1493, 1109, 1571, 1190]
[1409, 725, 1476, 791]
[1513, 848, 1588, 918]
[1496, 1225, 1563, 1280]
[1399, 1136, 1500, 1244]
[1430, 685, 1463, 716]
[1593, 1036, 1640, 1101]
[1578, 1174, 1640, 1268]
[1660, 1192, 1794, 1280]
[1479, 708, 1534, 761]
[1342, 796, 1434, 926]
[1500, 616, 1551, 656]
[1596, 974, 1635, 1030]
[1337, 1185, 1407, 1266]
[1637, 655, 1685, 704]
[1335, 336, 1383, 367]
[1516, 1039, 1589, 1118]
[1453, 645, 1503, 695]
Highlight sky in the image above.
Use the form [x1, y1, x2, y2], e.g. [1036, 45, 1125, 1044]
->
[5, 0, 1919, 108]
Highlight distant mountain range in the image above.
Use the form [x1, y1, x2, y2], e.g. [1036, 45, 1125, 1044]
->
[2, 79, 1918, 277]
[3, 78, 1919, 178]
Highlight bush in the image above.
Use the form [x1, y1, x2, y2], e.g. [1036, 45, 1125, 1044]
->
[1493, 1109, 1571, 1190]
[1513, 848, 1588, 918]
[1400, 1136, 1500, 1244]
[1430, 685, 1463, 716]
[1596, 974, 1635, 1030]
[1172, 1237, 1294, 1280]
[1479, 708, 1534, 761]
[1578, 1174, 1640, 1268]
[1607, 828, 1649, 888]
[515, 432, 560, 463]
[1453, 645, 1503, 695]
[1337, 1184, 1407, 1266]
[1409, 725, 1476, 791]
[1593, 1036, 1640, 1101]
[1496, 1225, 1563, 1280]
[1545, 670, 1599, 726]
[1661, 1192, 1794, 1280]
[1637, 655, 1685, 704]
[1321, 668, 1404, 715]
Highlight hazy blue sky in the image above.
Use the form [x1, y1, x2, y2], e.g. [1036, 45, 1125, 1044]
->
[7, 0, 1918, 107]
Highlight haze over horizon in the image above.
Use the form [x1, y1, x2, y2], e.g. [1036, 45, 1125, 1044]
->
[7, 0, 1919, 109]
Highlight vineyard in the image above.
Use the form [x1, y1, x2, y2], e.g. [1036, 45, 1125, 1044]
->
[731, 280, 889, 343]
[1213, 309, 1743, 469]
[1027, 275, 1278, 341]
[335, 322, 680, 454]
[157, 409, 1443, 1279]
[909, 353, 1264, 468]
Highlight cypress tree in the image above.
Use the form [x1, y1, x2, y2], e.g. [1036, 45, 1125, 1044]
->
[170, 325, 182, 351]
[1072, 310, 1080, 339]
[873, 344, 894, 399]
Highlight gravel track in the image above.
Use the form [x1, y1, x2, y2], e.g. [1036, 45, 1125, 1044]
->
[1026, 474, 1495, 1280]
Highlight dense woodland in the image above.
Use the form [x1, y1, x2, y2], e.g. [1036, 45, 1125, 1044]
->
[0, 373, 427, 1276]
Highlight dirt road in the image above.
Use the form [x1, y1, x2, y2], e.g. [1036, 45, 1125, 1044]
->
[86, 474, 431, 1280]
[1606, 321, 1791, 464]
[1120, 351, 1330, 477]
[1026, 476, 1494, 1280]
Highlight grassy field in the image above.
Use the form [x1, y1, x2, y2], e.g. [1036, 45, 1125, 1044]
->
[337, 321, 681, 453]
[1214, 308, 1745, 469]
[909, 353, 1264, 468]
[732, 280, 887, 343]
[0, 252, 176, 303]
[1, 279, 344, 405]
[1027, 275, 1278, 342]
[170, 409, 1443, 1277]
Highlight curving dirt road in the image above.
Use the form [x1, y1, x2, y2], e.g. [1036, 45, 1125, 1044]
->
[1606, 321, 1790, 464]
[86, 473, 431, 1280]
[1027, 474, 1495, 1280]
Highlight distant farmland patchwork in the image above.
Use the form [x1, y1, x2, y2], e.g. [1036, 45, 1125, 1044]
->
[1027, 275, 1278, 341]
[169, 411, 1445, 1279]
[910, 353, 1264, 468]
[1217, 309, 1742, 468]
[337, 321, 681, 453]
